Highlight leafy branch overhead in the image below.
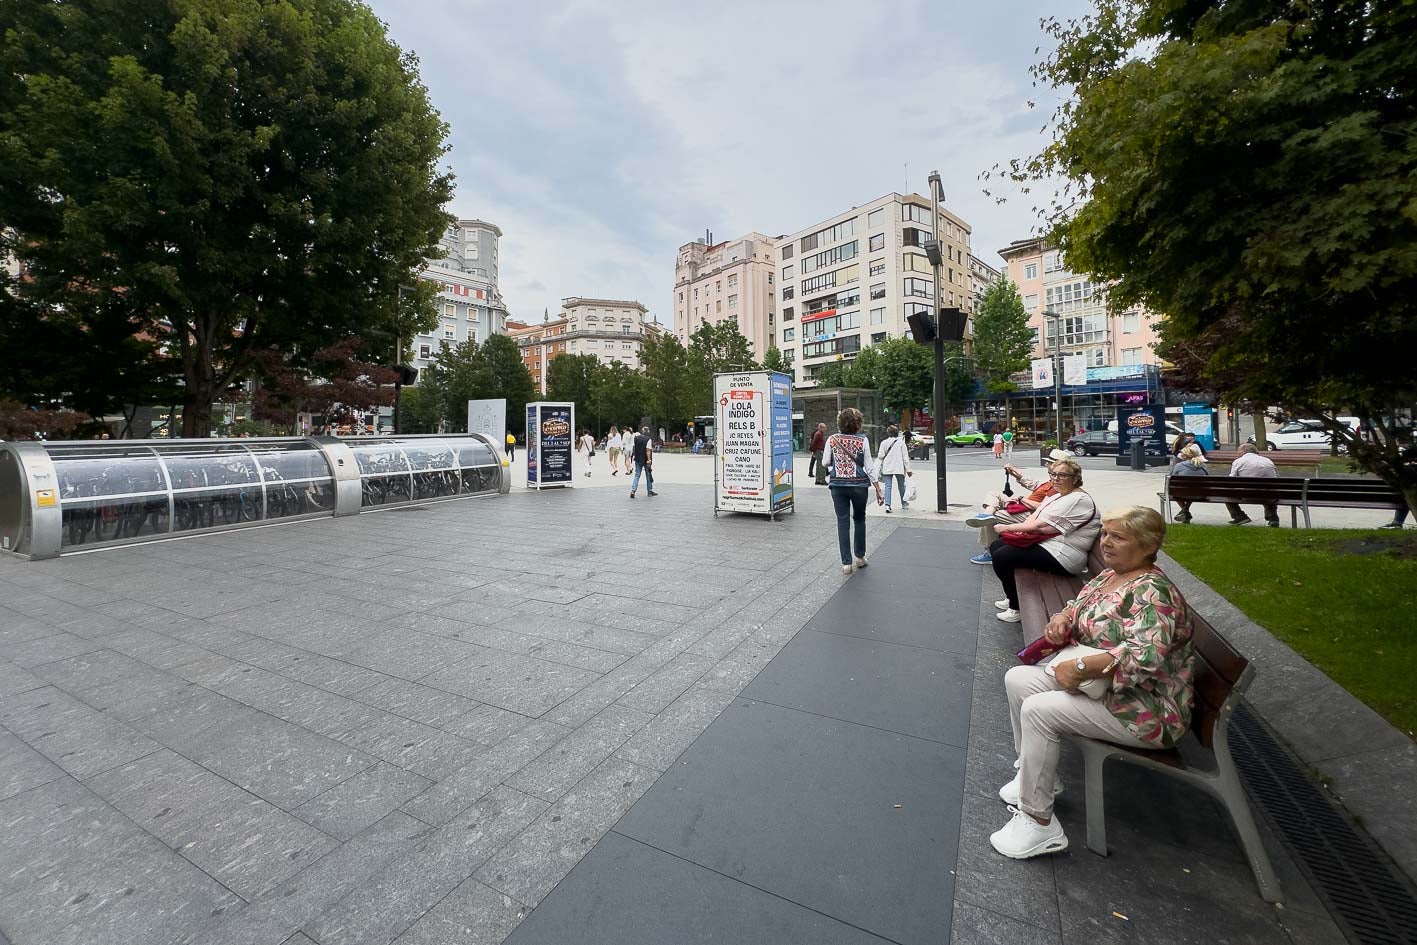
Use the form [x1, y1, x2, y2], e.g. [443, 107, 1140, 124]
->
[1010, 0, 1417, 509]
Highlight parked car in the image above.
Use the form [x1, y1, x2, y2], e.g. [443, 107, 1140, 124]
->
[1066, 430, 1119, 456]
[941, 431, 989, 447]
[1248, 417, 1359, 451]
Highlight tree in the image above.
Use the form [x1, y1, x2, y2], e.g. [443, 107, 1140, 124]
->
[842, 346, 882, 389]
[251, 337, 396, 431]
[761, 347, 789, 373]
[481, 334, 536, 436]
[639, 333, 695, 426]
[810, 362, 847, 388]
[546, 354, 602, 429]
[972, 279, 1034, 394]
[686, 320, 758, 415]
[590, 361, 651, 433]
[0, 0, 452, 436]
[1010, 0, 1417, 508]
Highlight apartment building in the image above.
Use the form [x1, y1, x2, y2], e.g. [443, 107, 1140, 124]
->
[968, 253, 1003, 314]
[509, 298, 658, 394]
[411, 219, 511, 373]
[672, 233, 778, 357]
[775, 193, 972, 388]
[997, 238, 1162, 368]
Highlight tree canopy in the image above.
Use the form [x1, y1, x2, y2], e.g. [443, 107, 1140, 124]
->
[546, 353, 601, 428]
[0, 0, 452, 435]
[971, 278, 1034, 393]
[1012, 0, 1417, 505]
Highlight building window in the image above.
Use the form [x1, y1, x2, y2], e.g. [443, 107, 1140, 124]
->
[1122, 347, 1143, 364]
[1045, 251, 1062, 273]
[1024, 293, 1039, 311]
[870, 283, 886, 301]
[902, 253, 929, 273]
[728, 294, 738, 309]
[869, 259, 885, 277]
[783, 328, 795, 341]
[867, 207, 884, 228]
[903, 278, 932, 299]
[781, 243, 794, 260]
[799, 218, 854, 253]
[782, 286, 795, 301]
[418, 344, 431, 359]
[783, 306, 794, 321]
[1122, 312, 1140, 333]
[678, 291, 684, 302]
[1024, 263, 1038, 280]
[901, 203, 932, 225]
[768, 273, 773, 284]
[444, 328, 455, 339]
[800, 240, 858, 275]
[716, 280, 721, 292]
[869, 233, 885, 252]
[716, 300, 722, 313]
[623, 325, 632, 334]
[870, 307, 885, 325]
[782, 265, 794, 280]
[694, 288, 699, 299]
[727, 274, 738, 288]
[444, 303, 455, 317]
[872, 332, 887, 344]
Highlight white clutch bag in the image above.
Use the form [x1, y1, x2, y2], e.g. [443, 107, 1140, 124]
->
[1045, 644, 1113, 699]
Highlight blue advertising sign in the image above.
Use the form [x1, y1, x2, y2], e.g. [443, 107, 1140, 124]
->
[771, 372, 794, 513]
[1182, 402, 1216, 451]
[526, 404, 539, 486]
[1116, 404, 1168, 464]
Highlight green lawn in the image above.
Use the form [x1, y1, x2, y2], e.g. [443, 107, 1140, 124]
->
[1163, 528, 1417, 738]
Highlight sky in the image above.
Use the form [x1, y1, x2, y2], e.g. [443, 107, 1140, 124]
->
[366, 0, 1091, 327]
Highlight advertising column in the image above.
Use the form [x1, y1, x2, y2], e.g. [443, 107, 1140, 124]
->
[527, 402, 575, 489]
[713, 371, 794, 519]
[1115, 404, 1168, 467]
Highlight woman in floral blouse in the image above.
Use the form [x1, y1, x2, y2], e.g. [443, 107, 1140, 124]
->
[990, 505, 1197, 860]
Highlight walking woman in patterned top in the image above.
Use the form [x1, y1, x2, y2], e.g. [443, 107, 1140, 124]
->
[826, 407, 883, 575]
[991, 506, 1198, 859]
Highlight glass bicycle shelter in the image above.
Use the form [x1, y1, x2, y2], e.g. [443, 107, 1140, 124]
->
[0, 434, 507, 560]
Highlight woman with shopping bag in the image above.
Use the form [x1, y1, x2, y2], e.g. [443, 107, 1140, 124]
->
[876, 425, 912, 513]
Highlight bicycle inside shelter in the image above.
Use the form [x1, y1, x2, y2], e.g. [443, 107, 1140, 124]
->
[0, 434, 509, 560]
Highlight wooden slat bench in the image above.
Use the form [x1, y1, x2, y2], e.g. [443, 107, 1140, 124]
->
[1162, 475, 1404, 527]
[1013, 556, 1282, 903]
[1203, 449, 1327, 475]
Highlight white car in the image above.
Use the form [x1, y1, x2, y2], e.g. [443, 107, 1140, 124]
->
[1250, 417, 1358, 451]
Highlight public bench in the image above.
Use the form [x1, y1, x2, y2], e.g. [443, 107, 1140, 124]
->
[1203, 449, 1327, 474]
[1162, 475, 1404, 528]
[1013, 552, 1281, 902]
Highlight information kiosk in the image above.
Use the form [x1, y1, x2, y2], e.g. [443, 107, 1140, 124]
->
[526, 402, 575, 489]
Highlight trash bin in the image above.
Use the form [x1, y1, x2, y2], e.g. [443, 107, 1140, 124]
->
[909, 443, 930, 461]
[1130, 440, 1146, 471]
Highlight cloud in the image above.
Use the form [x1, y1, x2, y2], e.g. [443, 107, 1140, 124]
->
[368, 0, 1090, 323]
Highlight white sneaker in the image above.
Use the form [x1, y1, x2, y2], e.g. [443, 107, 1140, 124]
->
[998, 774, 1064, 807]
[853, 556, 868, 569]
[996, 608, 1021, 623]
[994, 599, 1011, 610]
[841, 564, 854, 575]
[965, 513, 997, 528]
[990, 806, 1068, 859]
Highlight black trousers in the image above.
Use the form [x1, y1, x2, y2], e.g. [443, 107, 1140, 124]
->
[989, 540, 1071, 609]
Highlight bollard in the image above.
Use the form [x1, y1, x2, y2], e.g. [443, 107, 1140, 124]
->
[1130, 440, 1146, 471]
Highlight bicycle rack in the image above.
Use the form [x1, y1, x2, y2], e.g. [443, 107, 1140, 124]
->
[0, 433, 508, 560]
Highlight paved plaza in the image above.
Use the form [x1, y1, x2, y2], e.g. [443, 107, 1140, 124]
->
[0, 456, 1403, 944]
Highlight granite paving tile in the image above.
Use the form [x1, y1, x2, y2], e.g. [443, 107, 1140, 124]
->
[950, 901, 1062, 945]
[331, 711, 485, 781]
[613, 685, 736, 772]
[444, 703, 536, 747]
[355, 677, 482, 728]
[85, 749, 339, 900]
[0, 685, 160, 780]
[0, 659, 48, 698]
[504, 705, 652, 803]
[421, 650, 599, 717]
[401, 720, 570, 826]
[613, 653, 715, 714]
[390, 878, 528, 945]
[0, 728, 64, 802]
[3, 630, 107, 668]
[292, 762, 432, 841]
[474, 757, 660, 907]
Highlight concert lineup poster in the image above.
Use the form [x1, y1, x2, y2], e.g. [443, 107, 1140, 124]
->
[714, 371, 794, 517]
[538, 405, 574, 485]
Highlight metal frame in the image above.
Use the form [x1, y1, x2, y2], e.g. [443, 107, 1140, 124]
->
[1067, 665, 1282, 903]
[0, 433, 508, 560]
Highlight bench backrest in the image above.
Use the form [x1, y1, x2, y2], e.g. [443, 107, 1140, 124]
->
[1303, 478, 1405, 506]
[1167, 475, 1308, 502]
[1187, 616, 1248, 748]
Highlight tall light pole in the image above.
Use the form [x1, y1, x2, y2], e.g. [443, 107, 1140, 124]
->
[928, 172, 947, 511]
[1042, 309, 1063, 443]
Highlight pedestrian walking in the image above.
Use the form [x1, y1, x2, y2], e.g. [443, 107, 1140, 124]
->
[623, 423, 635, 474]
[578, 429, 596, 477]
[993, 429, 1005, 459]
[876, 424, 911, 512]
[826, 407, 882, 575]
[606, 425, 623, 477]
[1225, 443, 1280, 526]
[629, 425, 657, 497]
[505, 431, 516, 462]
[808, 422, 828, 485]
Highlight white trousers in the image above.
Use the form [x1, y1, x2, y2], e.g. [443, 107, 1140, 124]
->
[1004, 665, 1150, 819]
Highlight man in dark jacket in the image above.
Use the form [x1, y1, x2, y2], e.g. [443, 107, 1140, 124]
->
[809, 423, 828, 485]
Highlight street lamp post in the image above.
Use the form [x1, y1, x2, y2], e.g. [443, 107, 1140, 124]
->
[1042, 309, 1063, 443]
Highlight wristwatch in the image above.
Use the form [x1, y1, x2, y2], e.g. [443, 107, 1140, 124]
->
[1075, 657, 1088, 675]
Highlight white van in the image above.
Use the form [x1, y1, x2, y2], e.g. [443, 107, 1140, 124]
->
[1251, 417, 1359, 451]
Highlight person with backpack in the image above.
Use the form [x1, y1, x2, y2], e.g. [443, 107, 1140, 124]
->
[876, 424, 912, 513]
[827, 408, 883, 574]
[577, 430, 596, 477]
[629, 426, 657, 498]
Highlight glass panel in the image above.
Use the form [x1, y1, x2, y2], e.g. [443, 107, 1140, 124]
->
[60, 495, 170, 548]
[456, 441, 497, 470]
[263, 479, 336, 519]
[172, 487, 264, 532]
[360, 474, 413, 507]
[353, 445, 411, 476]
[401, 442, 457, 471]
[460, 466, 498, 494]
[412, 469, 460, 500]
[156, 446, 260, 490]
[248, 445, 332, 485]
[53, 451, 167, 499]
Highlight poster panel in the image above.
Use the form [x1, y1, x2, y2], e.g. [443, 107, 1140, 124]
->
[770, 372, 794, 513]
[1031, 358, 1054, 390]
[537, 404, 574, 486]
[468, 399, 507, 446]
[526, 404, 540, 486]
[1183, 402, 1216, 451]
[1116, 404, 1168, 460]
[1062, 355, 1088, 386]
